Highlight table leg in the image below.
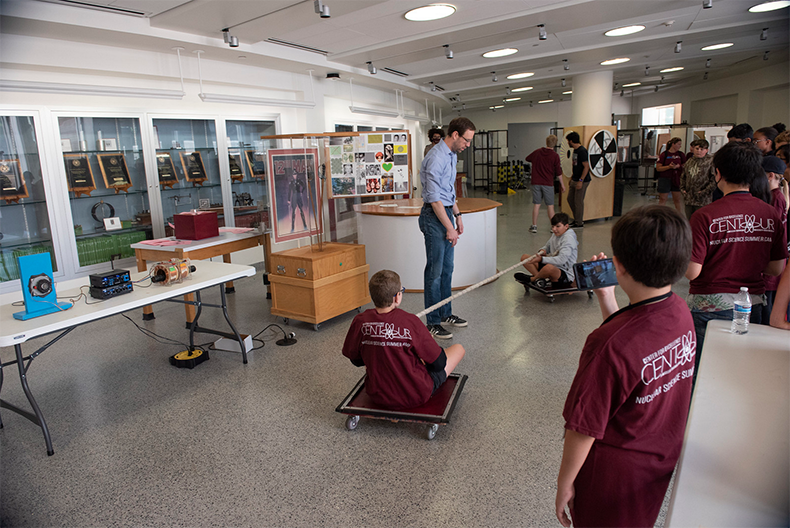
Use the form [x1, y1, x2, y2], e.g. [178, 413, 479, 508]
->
[223, 253, 235, 293]
[136, 252, 155, 321]
[184, 293, 196, 329]
[14, 344, 54, 456]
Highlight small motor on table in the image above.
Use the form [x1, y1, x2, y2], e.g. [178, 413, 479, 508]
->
[151, 258, 197, 286]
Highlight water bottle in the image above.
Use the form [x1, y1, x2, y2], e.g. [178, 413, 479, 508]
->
[731, 287, 751, 335]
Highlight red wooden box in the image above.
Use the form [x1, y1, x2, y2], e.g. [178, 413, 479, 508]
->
[174, 211, 219, 240]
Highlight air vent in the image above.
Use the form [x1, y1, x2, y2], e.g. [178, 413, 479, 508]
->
[40, 0, 147, 16]
[267, 38, 328, 55]
[382, 67, 409, 77]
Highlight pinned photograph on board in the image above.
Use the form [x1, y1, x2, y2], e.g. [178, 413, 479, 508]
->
[332, 177, 355, 196]
[267, 148, 322, 243]
[329, 137, 345, 146]
[394, 180, 408, 193]
[343, 163, 353, 176]
[366, 164, 381, 177]
[355, 152, 366, 163]
[383, 144, 394, 162]
[367, 134, 383, 145]
[366, 177, 381, 193]
[374, 152, 384, 163]
[384, 134, 392, 142]
[354, 135, 366, 149]
[382, 174, 394, 193]
[342, 152, 353, 163]
[394, 143, 408, 155]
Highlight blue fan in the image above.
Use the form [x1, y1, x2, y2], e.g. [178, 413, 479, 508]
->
[13, 253, 71, 320]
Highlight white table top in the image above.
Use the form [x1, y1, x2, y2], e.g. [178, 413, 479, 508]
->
[129, 230, 262, 253]
[667, 319, 790, 527]
[0, 261, 255, 347]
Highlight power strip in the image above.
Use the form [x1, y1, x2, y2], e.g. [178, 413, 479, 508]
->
[213, 334, 253, 353]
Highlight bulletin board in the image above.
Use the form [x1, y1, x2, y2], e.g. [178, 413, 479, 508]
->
[326, 130, 412, 199]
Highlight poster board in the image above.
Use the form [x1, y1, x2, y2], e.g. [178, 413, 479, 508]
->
[559, 125, 616, 222]
[266, 148, 322, 243]
[326, 130, 411, 198]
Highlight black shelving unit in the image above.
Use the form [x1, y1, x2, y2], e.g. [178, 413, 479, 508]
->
[471, 129, 507, 194]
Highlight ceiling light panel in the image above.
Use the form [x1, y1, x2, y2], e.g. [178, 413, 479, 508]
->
[622, 82, 641, 87]
[483, 48, 518, 58]
[506, 72, 534, 80]
[660, 66, 684, 72]
[504, 97, 521, 101]
[601, 58, 631, 65]
[538, 99, 554, 103]
[604, 25, 645, 37]
[511, 86, 533, 92]
[748, 1, 790, 13]
[562, 90, 572, 94]
[701, 43, 733, 51]
[405, 4, 457, 21]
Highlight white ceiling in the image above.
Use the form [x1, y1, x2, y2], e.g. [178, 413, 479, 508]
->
[11, 0, 790, 111]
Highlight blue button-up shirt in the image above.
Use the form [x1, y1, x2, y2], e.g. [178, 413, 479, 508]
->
[420, 139, 456, 207]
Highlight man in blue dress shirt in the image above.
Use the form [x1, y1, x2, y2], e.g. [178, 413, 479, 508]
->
[419, 117, 476, 339]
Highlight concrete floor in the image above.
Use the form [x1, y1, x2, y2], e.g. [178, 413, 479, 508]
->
[1, 183, 687, 527]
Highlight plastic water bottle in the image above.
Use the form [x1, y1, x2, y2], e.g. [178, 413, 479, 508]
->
[731, 287, 751, 335]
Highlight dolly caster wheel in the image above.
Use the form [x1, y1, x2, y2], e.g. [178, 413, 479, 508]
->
[356, 307, 361, 313]
[283, 318, 289, 325]
[549, 296, 556, 303]
[587, 291, 594, 299]
[346, 415, 359, 431]
[313, 323, 321, 331]
[427, 424, 439, 440]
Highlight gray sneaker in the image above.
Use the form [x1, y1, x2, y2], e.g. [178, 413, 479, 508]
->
[442, 315, 468, 327]
[428, 324, 453, 339]
[529, 225, 538, 233]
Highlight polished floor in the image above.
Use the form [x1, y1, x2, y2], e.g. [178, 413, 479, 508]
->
[1, 184, 685, 527]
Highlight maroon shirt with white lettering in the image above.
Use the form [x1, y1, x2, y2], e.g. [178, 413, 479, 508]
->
[563, 293, 694, 527]
[689, 191, 787, 295]
[342, 308, 442, 409]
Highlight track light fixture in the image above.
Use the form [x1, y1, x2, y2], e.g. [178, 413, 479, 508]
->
[444, 44, 453, 59]
[660, 75, 665, 84]
[462, 103, 466, 110]
[645, 65, 650, 76]
[506, 87, 511, 95]
[222, 28, 239, 48]
[655, 86, 659, 92]
[706, 58, 711, 68]
[620, 90, 624, 96]
[563, 59, 569, 71]
[314, 0, 330, 18]
[538, 24, 547, 40]
[761, 28, 768, 40]
[703, 0, 712, 8]
[367, 61, 377, 74]
[561, 78, 566, 87]
[764, 50, 770, 60]
[675, 41, 682, 53]
[492, 72, 498, 82]
[430, 82, 436, 92]
[703, 72, 709, 80]
[614, 82, 619, 90]
[529, 101, 533, 107]
[547, 91, 551, 99]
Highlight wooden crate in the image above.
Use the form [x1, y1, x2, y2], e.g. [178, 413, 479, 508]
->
[269, 243, 371, 326]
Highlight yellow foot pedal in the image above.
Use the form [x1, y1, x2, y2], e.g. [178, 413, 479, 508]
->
[169, 349, 209, 369]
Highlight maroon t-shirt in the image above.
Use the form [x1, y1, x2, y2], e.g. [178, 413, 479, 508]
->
[658, 150, 686, 188]
[689, 191, 787, 295]
[526, 147, 562, 186]
[342, 308, 442, 410]
[563, 293, 695, 527]
[764, 187, 788, 291]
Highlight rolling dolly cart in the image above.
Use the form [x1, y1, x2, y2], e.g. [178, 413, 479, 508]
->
[515, 273, 593, 303]
[336, 373, 468, 440]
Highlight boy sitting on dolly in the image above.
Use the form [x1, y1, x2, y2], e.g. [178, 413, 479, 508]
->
[515, 213, 578, 289]
[342, 270, 465, 410]
[555, 205, 695, 528]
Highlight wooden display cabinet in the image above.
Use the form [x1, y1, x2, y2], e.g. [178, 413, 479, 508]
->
[269, 242, 371, 329]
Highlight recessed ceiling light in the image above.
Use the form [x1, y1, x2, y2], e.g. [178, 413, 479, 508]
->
[562, 90, 572, 94]
[604, 25, 645, 37]
[748, 1, 790, 13]
[701, 43, 733, 51]
[483, 48, 519, 58]
[506, 72, 534, 80]
[511, 86, 533, 92]
[622, 82, 641, 87]
[538, 99, 554, 103]
[660, 66, 684, 73]
[601, 58, 631, 65]
[405, 4, 457, 21]
[504, 97, 521, 102]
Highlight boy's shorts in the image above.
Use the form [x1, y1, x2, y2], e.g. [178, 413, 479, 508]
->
[531, 184, 555, 206]
[428, 350, 448, 393]
[537, 262, 570, 284]
[657, 177, 680, 193]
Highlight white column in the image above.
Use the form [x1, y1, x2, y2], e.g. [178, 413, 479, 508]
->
[570, 70, 613, 126]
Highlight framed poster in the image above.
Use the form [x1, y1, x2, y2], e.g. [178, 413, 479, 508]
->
[179, 151, 207, 185]
[63, 153, 96, 197]
[97, 152, 132, 193]
[245, 150, 266, 179]
[156, 152, 178, 189]
[327, 131, 411, 198]
[267, 148, 322, 243]
[0, 158, 29, 203]
[228, 151, 244, 182]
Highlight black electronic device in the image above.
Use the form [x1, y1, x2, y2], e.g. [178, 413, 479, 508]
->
[573, 259, 619, 291]
[89, 283, 133, 299]
[89, 269, 131, 289]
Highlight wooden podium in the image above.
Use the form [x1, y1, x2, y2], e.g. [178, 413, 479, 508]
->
[560, 125, 616, 222]
[269, 242, 371, 329]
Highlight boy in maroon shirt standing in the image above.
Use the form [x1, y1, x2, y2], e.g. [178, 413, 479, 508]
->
[342, 270, 465, 410]
[556, 206, 695, 528]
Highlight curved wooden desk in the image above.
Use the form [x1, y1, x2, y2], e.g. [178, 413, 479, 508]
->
[355, 198, 501, 291]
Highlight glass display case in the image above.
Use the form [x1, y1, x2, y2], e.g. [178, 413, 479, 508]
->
[225, 119, 276, 230]
[0, 115, 58, 282]
[152, 118, 226, 235]
[58, 116, 153, 268]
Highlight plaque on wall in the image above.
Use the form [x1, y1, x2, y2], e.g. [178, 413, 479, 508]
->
[156, 152, 178, 189]
[97, 152, 132, 193]
[229, 152, 244, 182]
[179, 151, 207, 185]
[0, 159, 29, 203]
[63, 153, 96, 197]
[244, 150, 266, 179]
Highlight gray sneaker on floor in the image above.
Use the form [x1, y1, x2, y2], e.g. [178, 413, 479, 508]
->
[428, 324, 453, 339]
[442, 315, 468, 327]
[529, 225, 538, 233]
